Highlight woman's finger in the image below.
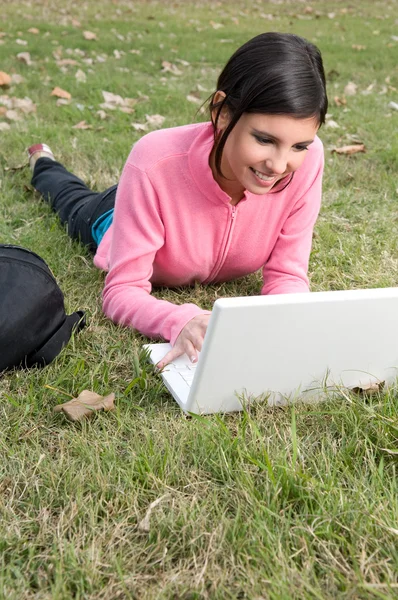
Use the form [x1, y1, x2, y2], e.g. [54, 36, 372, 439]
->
[156, 345, 184, 369]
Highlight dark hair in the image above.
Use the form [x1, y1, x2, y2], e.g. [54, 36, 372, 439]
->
[209, 32, 328, 177]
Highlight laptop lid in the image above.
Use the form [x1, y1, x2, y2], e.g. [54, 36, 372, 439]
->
[181, 288, 398, 414]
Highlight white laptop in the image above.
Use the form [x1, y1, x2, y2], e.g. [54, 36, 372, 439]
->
[144, 288, 398, 414]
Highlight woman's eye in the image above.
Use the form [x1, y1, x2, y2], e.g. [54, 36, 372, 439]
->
[294, 145, 309, 152]
[255, 136, 272, 145]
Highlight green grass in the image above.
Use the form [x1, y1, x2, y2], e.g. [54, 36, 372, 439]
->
[1, 0, 398, 598]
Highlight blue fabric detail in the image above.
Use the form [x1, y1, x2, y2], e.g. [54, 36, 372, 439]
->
[91, 209, 114, 246]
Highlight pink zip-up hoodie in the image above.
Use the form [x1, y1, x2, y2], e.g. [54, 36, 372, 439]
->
[94, 122, 324, 345]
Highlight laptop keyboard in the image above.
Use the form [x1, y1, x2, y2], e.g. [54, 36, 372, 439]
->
[167, 362, 197, 386]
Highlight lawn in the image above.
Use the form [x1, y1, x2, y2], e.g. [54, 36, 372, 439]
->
[1, 0, 398, 598]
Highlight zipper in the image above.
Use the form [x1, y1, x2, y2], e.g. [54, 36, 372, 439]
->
[203, 205, 237, 284]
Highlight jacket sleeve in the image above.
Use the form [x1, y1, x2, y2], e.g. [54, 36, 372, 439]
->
[261, 144, 324, 295]
[102, 162, 210, 344]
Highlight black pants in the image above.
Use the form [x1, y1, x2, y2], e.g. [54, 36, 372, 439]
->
[31, 158, 117, 252]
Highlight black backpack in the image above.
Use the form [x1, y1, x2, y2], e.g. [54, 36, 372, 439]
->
[0, 244, 86, 372]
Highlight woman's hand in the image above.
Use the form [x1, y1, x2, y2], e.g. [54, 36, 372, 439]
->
[157, 314, 211, 369]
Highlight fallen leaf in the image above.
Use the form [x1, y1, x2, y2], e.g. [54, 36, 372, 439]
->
[56, 58, 79, 67]
[99, 90, 138, 113]
[344, 81, 357, 96]
[56, 98, 71, 106]
[16, 52, 32, 65]
[27, 27, 39, 34]
[12, 97, 36, 113]
[186, 92, 202, 105]
[334, 96, 346, 106]
[5, 109, 22, 121]
[16, 38, 28, 46]
[96, 109, 108, 119]
[131, 122, 148, 131]
[72, 120, 92, 129]
[51, 86, 71, 100]
[102, 90, 126, 106]
[145, 114, 165, 128]
[75, 69, 87, 83]
[83, 30, 97, 41]
[209, 21, 224, 29]
[351, 381, 384, 396]
[352, 44, 366, 51]
[137, 494, 170, 532]
[332, 144, 366, 155]
[325, 119, 339, 129]
[0, 122, 11, 131]
[161, 60, 182, 76]
[53, 390, 115, 421]
[388, 101, 398, 111]
[11, 74, 24, 85]
[0, 71, 11, 87]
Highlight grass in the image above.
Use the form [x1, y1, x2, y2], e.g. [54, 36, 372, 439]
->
[1, 0, 398, 597]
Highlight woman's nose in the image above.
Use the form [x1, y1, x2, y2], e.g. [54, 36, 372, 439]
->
[265, 152, 288, 175]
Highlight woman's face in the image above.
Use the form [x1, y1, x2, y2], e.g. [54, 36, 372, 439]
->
[211, 111, 319, 201]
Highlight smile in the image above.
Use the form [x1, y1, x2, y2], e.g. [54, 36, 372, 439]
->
[250, 168, 276, 183]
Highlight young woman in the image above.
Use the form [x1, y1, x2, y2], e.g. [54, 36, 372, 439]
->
[28, 32, 328, 368]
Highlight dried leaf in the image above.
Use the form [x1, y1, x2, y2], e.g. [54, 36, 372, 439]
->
[0, 71, 11, 87]
[0, 122, 11, 131]
[53, 390, 115, 421]
[209, 21, 224, 29]
[137, 494, 170, 532]
[11, 74, 24, 85]
[145, 114, 165, 128]
[27, 27, 39, 34]
[16, 52, 32, 65]
[56, 58, 79, 67]
[83, 30, 97, 41]
[5, 109, 22, 121]
[72, 120, 92, 129]
[352, 44, 366, 51]
[12, 97, 36, 113]
[332, 144, 366, 155]
[186, 93, 202, 105]
[344, 81, 357, 96]
[56, 98, 71, 107]
[325, 119, 339, 129]
[388, 101, 398, 111]
[131, 122, 148, 131]
[351, 381, 384, 396]
[16, 38, 28, 46]
[75, 69, 87, 83]
[333, 95, 346, 106]
[161, 60, 182, 76]
[51, 86, 72, 100]
[102, 90, 125, 105]
[96, 109, 108, 120]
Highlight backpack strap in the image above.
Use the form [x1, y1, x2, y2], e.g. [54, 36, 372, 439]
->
[26, 311, 86, 368]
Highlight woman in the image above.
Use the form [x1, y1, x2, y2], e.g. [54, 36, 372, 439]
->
[28, 32, 328, 368]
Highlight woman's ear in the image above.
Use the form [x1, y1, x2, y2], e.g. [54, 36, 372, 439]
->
[211, 90, 230, 129]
